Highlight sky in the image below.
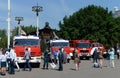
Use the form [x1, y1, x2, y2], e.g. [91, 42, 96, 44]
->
[0, 0, 120, 30]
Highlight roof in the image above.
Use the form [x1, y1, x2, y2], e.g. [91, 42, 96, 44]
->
[13, 35, 39, 40]
[50, 39, 69, 43]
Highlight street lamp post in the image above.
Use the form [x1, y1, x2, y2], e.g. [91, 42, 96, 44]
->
[8, 0, 11, 48]
[15, 17, 24, 35]
[32, 4, 43, 36]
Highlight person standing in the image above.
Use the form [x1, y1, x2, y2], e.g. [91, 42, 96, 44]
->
[23, 48, 32, 71]
[0, 48, 3, 69]
[67, 53, 71, 63]
[0, 48, 2, 55]
[108, 48, 115, 68]
[0, 49, 7, 76]
[58, 48, 64, 71]
[74, 49, 80, 70]
[106, 48, 110, 67]
[14, 51, 20, 72]
[98, 48, 103, 68]
[116, 47, 120, 59]
[9, 47, 16, 74]
[63, 51, 67, 64]
[72, 48, 77, 60]
[5, 49, 11, 73]
[53, 50, 57, 64]
[43, 49, 50, 69]
[93, 48, 98, 63]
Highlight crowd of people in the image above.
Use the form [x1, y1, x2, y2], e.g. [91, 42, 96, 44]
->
[42, 47, 80, 71]
[43, 48, 67, 71]
[42, 46, 120, 70]
[92, 47, 118, 68]
[0, 46, 120, 76]
[0, 47, 31, 76]
[0, 47, 18, 76]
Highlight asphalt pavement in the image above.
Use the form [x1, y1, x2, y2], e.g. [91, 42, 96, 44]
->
[1, 58, 120, 78]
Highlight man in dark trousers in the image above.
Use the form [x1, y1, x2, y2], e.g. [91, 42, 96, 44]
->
[9, 47, 16, 74]
[43, 49, 50, 69]
[58, 48, 64, 71]
[23, 48, 32, 71]
[93, 48, 98, 63]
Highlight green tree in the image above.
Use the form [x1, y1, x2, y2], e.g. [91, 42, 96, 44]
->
[11, 25, 37, 37]
[0, 29, 7, 48]
[58, 5, 120, 47]
[0, 29, 6, 38]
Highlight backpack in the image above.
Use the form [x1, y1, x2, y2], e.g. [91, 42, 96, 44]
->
[93, 62, 99, 68]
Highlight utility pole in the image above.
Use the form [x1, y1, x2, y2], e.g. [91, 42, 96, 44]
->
[32, 4, 43, 36]
[8, 0, 11, 48]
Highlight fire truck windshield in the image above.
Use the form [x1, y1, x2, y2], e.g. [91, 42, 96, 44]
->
[14, 39, 39, 46]
[77, 43, 90, 48]
[52, 42, 68, 47]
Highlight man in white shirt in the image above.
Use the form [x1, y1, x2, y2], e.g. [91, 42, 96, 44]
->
[91, 47, 98, 55]
[9, 47, 16, 74]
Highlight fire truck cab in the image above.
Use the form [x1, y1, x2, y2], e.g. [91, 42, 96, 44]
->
[69, 40, 92, 59]
[13, 35, 41, 67]
[91, 42, 107, 57]
[49, 39, 72, 54]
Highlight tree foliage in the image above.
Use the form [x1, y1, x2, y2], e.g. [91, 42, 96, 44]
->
[58, 5, 120, 47]
[11, 25, 36, 36]
[0, 25, 37, 48]
[0, 29, 7, 48]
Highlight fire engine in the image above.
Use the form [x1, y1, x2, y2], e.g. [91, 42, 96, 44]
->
[13, 35, 41, 67]
[69, 40, 92, 59]
[91, 42, 106, 55]
[49, 39, 72, 54]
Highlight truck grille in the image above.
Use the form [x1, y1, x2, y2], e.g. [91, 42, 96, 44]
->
[80, 50, 89, 53]
[20, 52, 25, 57]
[20, 52, 35, 57]
[31, 52, 35, 56]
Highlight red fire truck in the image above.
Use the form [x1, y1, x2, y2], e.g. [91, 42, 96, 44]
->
[49, 39, 72, 54]
[13, 35, 41, 67]
[91, 42, 106, 54]
[69, 40, 92, 59]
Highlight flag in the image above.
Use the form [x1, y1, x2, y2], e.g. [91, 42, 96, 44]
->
[20, 26, 26, 35]
[53, 32, 59, 39]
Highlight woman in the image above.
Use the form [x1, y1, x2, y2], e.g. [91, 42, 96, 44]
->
[0, 49, 7, 76]
[74, 49, 80, 70]
[98, 48, 103, 68]
[108, 48, 115, 68]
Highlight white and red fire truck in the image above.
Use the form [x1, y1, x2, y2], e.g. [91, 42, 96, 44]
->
[49, 39, 72, 54]
[91, 42, 106, 55]
[69, 40, 92, 59]
[13, 35, 41, 67]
